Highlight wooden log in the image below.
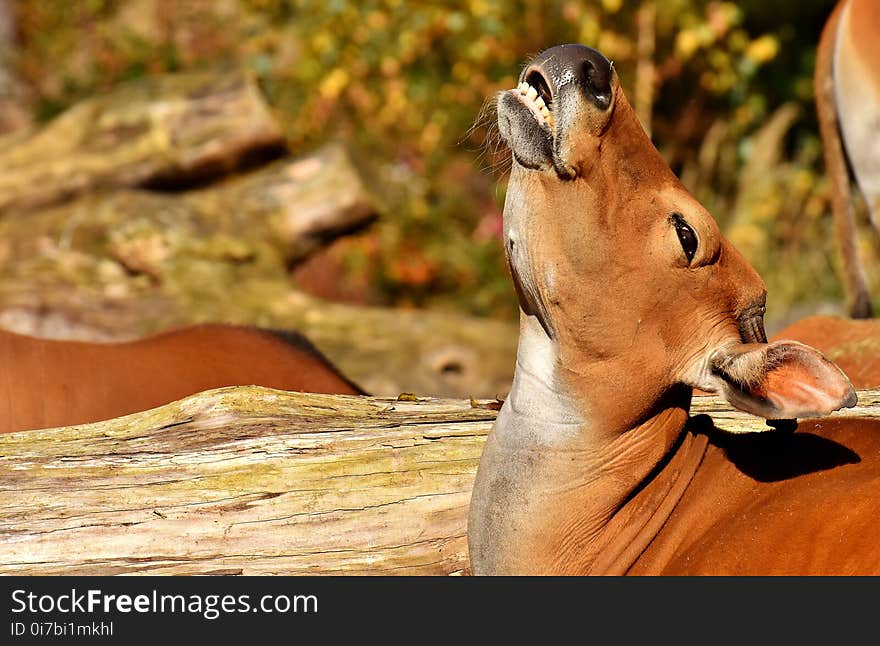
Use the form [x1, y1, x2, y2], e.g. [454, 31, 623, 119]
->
[1, 387, 878, 575]
[187, 143, 378, 262]
[0, 69, 285, 214]
[0, 387, 498, 576]
[0, 142, 377, 271]
[0, 137, 518, 400]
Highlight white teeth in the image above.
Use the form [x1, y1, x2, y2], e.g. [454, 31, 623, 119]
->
[513, 82, 553, 128]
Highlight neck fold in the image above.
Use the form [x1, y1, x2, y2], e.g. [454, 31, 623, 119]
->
[468, 312, 705, 575]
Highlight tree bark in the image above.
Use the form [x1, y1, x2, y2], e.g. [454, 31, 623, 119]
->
[1, 387, 876, 575]
[0, 68, 285, 214]
[0, 142, 376, 270]
[0, 0, 32, 135]
[0, 134, 519, 399]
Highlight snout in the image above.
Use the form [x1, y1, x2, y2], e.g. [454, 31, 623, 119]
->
[497, 44, 616, 179]
[738, 301, 769, 344]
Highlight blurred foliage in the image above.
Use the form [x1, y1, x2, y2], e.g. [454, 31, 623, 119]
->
[10, 0, 878, 329]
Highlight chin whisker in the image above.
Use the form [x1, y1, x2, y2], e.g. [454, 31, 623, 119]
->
[459, 92, 512, 177]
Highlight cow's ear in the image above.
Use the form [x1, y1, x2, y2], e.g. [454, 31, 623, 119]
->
[708, 340, 857, 419]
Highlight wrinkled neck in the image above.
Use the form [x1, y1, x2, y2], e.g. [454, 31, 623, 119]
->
[468, 311, 700, 575]
[504, 313, 584, 434]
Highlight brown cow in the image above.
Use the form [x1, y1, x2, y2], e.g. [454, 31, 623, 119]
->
[753, 3, 880, 404]
[815, 0, 880, 318]
[772, 314, 880, 389]
[0, 324, 364, 435]
[467, 44, 880, 575]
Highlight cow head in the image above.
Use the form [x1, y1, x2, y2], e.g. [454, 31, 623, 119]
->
[496, 44, 856, 431]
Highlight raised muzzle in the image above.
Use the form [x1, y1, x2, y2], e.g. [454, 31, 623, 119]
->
[520, 44, 614, 112]
[497, 44, 617, 179]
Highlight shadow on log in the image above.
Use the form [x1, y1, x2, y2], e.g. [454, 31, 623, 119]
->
[2, 387, 878, 575]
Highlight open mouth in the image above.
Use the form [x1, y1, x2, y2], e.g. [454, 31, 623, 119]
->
[497, 45, 618, 178]
[512, 79, 555, 129]
[510, 70, 555, 129]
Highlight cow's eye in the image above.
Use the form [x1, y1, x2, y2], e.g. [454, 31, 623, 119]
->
[671, 213, 697, 264]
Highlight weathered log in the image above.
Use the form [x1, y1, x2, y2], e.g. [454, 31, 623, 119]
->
[0, 128, 518, 399]
[188, 143, 378, 262]
[0, 142, 377, 271]
[1, 387, 878, 575]
[0, 69, 285, 214]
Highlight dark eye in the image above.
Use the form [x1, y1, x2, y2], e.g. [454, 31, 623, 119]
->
[671, 213, 697, 264]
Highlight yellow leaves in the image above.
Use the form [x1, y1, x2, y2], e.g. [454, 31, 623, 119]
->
[451, 61, 470, 82]
[445, 12, 467, 32]
[562, 2, 580, 23]
[468, 39, 489, 62]
[346, 81, 377, 113]
[410, 198, 429, 220]
[377, 79, 407, 126]
[675, 24, 720, 60]
[734, 104, 754, 126]
[311, 31, 335, 56]
[419, 121, 442, 154]
[578, 13, 601, 45]
[676, 29, 702, 59]
[597, 30, 633, 60]
[601, 0, 623, 14]
[745, 35, 779, 65]
[367, 10, 389, 30]
[381, 56, 401, 77]
[468, 0, 490, 18]
[706, 2, 741, 37]
[319, 68, 349, 100]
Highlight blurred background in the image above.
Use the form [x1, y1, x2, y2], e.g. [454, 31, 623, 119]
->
[0, 0, 875, 398]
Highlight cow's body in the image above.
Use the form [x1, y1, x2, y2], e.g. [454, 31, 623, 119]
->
[773, 315, 880, 389]
[815, 0, 880, 318]
[0, 324, 363, 434]
[467, 44, 875, 576]
[631, 416, 880, 574]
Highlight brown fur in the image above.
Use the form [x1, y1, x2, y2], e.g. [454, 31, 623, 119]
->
[815, 0, 880, 318]
[774, 314, 880, 389]
[631, 416, 880, 574]
[468, 44, 871, 576]
[0, 324, 364, 435]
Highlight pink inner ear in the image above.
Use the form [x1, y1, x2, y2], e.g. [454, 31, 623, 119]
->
[713, 340, 858, 419]
[764, 362, 841, 412]
[757, 342, 857, 418]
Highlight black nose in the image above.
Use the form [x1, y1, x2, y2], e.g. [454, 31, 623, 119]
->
[738, 301, 768, 344]
[521, 44, 613, 111]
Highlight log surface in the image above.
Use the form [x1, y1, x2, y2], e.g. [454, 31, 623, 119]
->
[0, 69, 284, 214]
[2, 388, 878, 576]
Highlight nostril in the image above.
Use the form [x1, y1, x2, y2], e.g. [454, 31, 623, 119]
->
[525, 70, 553, 110]
[581, 59, 612, 110]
